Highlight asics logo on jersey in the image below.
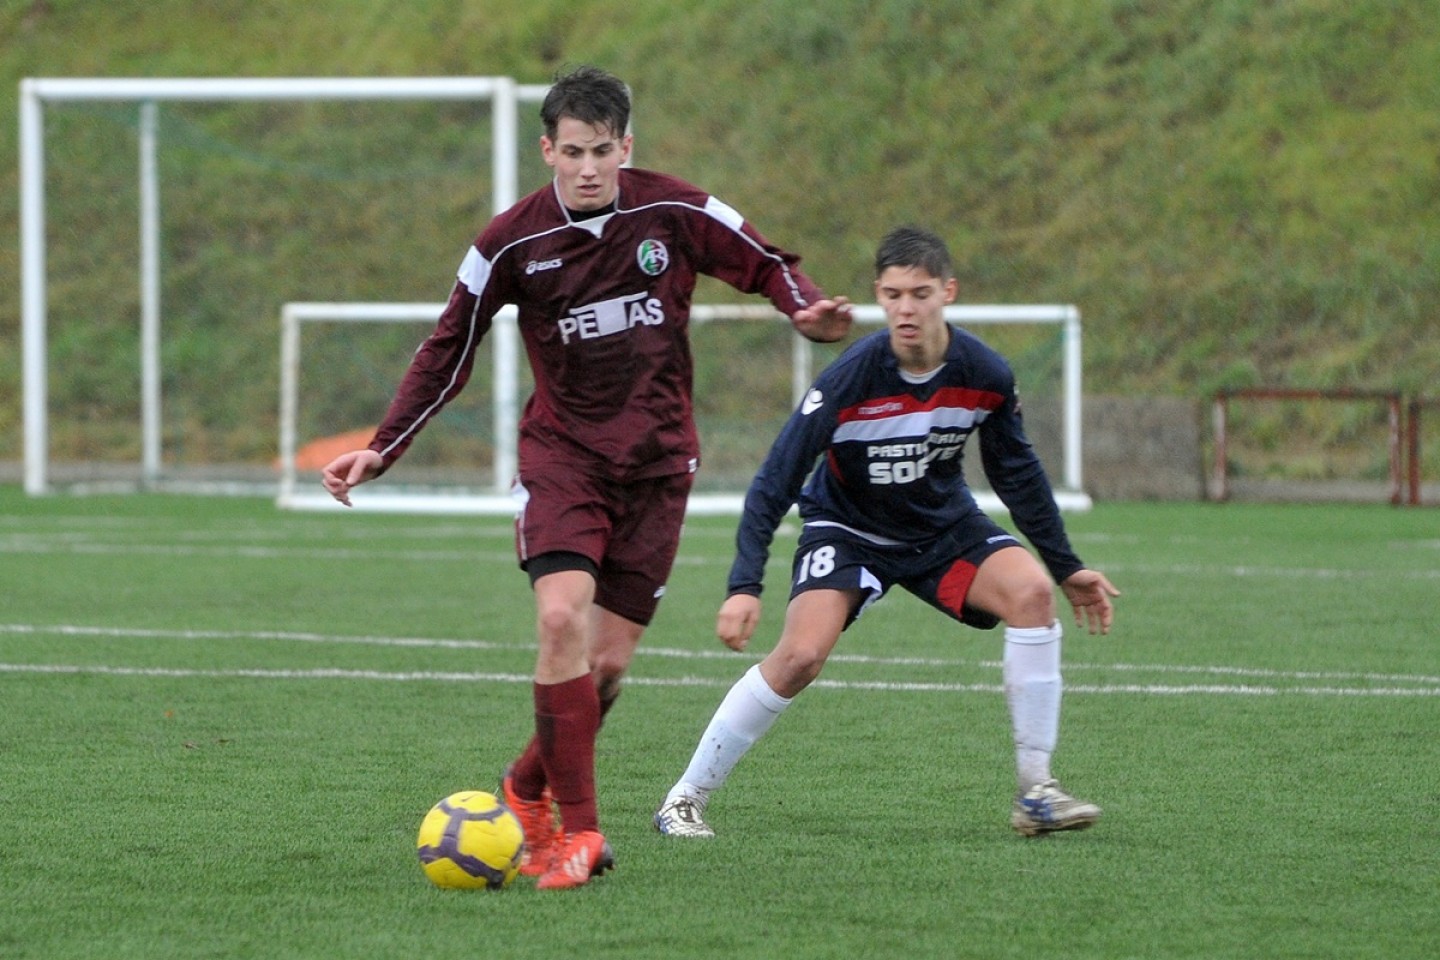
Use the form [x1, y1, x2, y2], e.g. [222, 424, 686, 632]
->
[636, 239, 670, 276]
[559, 292, 665, 344]
[525, 258, 563, 275]
[801, 389, 824, 415]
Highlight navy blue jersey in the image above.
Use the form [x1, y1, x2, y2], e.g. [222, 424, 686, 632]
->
[729, 326, 1084, 595]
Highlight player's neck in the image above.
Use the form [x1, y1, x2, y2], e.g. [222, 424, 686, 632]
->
[899, 362, 945, 384]
[566, 199, 616, 221]
[894, 326, 950, 375]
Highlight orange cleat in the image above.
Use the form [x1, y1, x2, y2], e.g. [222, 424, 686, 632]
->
[535, 830, 615, 891]
[501, 770, 559, 877]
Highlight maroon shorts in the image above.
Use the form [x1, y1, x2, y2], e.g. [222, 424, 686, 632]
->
[514, 465, 695, 626]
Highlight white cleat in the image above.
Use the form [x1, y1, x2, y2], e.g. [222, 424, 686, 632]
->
[654, 795, 715, 838]
[1011, 779, 1102, 836]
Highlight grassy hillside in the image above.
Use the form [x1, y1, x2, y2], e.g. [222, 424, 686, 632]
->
[2, 0, 1438, 464]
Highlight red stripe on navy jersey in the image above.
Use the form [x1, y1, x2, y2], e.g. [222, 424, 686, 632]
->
[836, 386, 1004, 425]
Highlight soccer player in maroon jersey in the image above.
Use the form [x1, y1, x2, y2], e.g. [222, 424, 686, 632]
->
[653, 227, 1118, 840]
[320, 65, 852, 889]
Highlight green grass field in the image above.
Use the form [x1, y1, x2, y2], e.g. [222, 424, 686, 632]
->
[1, 488, 1437, 959]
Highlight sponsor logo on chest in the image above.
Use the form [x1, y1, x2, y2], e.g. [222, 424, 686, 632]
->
[558, 292, 664, 344]
[866, 430, 969, 485]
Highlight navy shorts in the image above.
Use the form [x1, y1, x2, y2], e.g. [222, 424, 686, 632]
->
[788, 513, 1024, 630]
[514, 465, 694, 626]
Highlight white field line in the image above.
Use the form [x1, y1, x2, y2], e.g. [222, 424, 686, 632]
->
[1101, 562, 1440, 581]
[0, 539, 496, 563]
[2, 623, 1437, 697]
[0, 538, 715, 566]
[0, 662, 1435, 697]
[3, 532, 1439, 579]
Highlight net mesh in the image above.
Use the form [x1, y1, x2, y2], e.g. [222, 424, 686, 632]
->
[39, 96, 544, 486]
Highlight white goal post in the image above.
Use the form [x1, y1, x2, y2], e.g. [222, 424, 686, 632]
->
[18, 75, 549, 496]
[276, 302, 1089, 515]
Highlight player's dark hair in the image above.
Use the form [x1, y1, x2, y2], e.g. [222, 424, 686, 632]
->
[874, 226, 955, 280]
[541, 65, 631, 141]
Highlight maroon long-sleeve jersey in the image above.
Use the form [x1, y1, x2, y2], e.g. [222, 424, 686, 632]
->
[368, 167, 827, 482]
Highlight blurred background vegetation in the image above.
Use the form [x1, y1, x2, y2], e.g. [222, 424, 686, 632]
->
[1, 0, 1437, 477]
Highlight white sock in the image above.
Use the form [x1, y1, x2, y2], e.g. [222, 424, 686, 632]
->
[667, 664, 792, 804]
[1004, 621, 1062, 791]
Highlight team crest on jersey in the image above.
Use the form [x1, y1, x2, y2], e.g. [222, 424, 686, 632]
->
[636, 239, 670, 276]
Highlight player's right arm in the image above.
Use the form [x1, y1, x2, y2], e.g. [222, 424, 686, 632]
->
[715, 419, 815, 649]
[321, 449, 383, 507]
[725, 365, 846, 603]
[319, 248, 504, 505]
[367, 276, 497, 471]
[715, 593, 762, 652]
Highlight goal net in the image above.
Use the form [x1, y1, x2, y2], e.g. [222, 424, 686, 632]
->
[19, 76, 548, 495]
[276, 302, 1089, 514]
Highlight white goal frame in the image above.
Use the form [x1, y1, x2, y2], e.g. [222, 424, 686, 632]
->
[18, 75, 549, 495]
[276, 302, 1089, 515]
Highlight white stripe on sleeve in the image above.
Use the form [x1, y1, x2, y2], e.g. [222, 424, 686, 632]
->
[457, 246, 492, 296]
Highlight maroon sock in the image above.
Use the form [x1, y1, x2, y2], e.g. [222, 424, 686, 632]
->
[534, 675, 601, 834]
[512, 684, 620, 800]
[509, 736, 546, 800]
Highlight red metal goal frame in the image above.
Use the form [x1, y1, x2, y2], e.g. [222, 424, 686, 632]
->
[1409, 397, 1439, 506]
[1210, 388, 1405, 504]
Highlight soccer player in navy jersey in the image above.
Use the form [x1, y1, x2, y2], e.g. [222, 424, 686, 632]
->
[320, 65, 852, 889]
[654, 226, 1119, 840]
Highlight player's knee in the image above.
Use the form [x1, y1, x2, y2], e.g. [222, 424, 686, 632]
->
[535, 597, 587, 643]
[765, 645, 827, 696]
[1001, 577, 1057, 628]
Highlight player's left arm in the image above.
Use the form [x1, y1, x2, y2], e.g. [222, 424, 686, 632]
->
[981, 391, 1120, 632]
[979, 383, 1083, 581]
[974, 357, 1121, 625]
[791, 297, 853, 343]
[1059, 569, 1121, 635]
[689, 199, 853, 343]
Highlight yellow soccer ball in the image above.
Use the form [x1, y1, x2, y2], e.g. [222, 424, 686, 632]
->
[416, 791, 524, 889]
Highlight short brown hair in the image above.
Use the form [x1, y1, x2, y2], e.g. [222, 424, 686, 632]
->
[874, 226, 954, 280]
[540, 65, 631, 141]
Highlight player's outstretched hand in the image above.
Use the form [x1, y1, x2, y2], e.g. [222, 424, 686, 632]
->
[791, 296, 854, 343]
[1060, 569, 1121, 635]
[321, 449, 384, 507]
[716, 593, 762, 652]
